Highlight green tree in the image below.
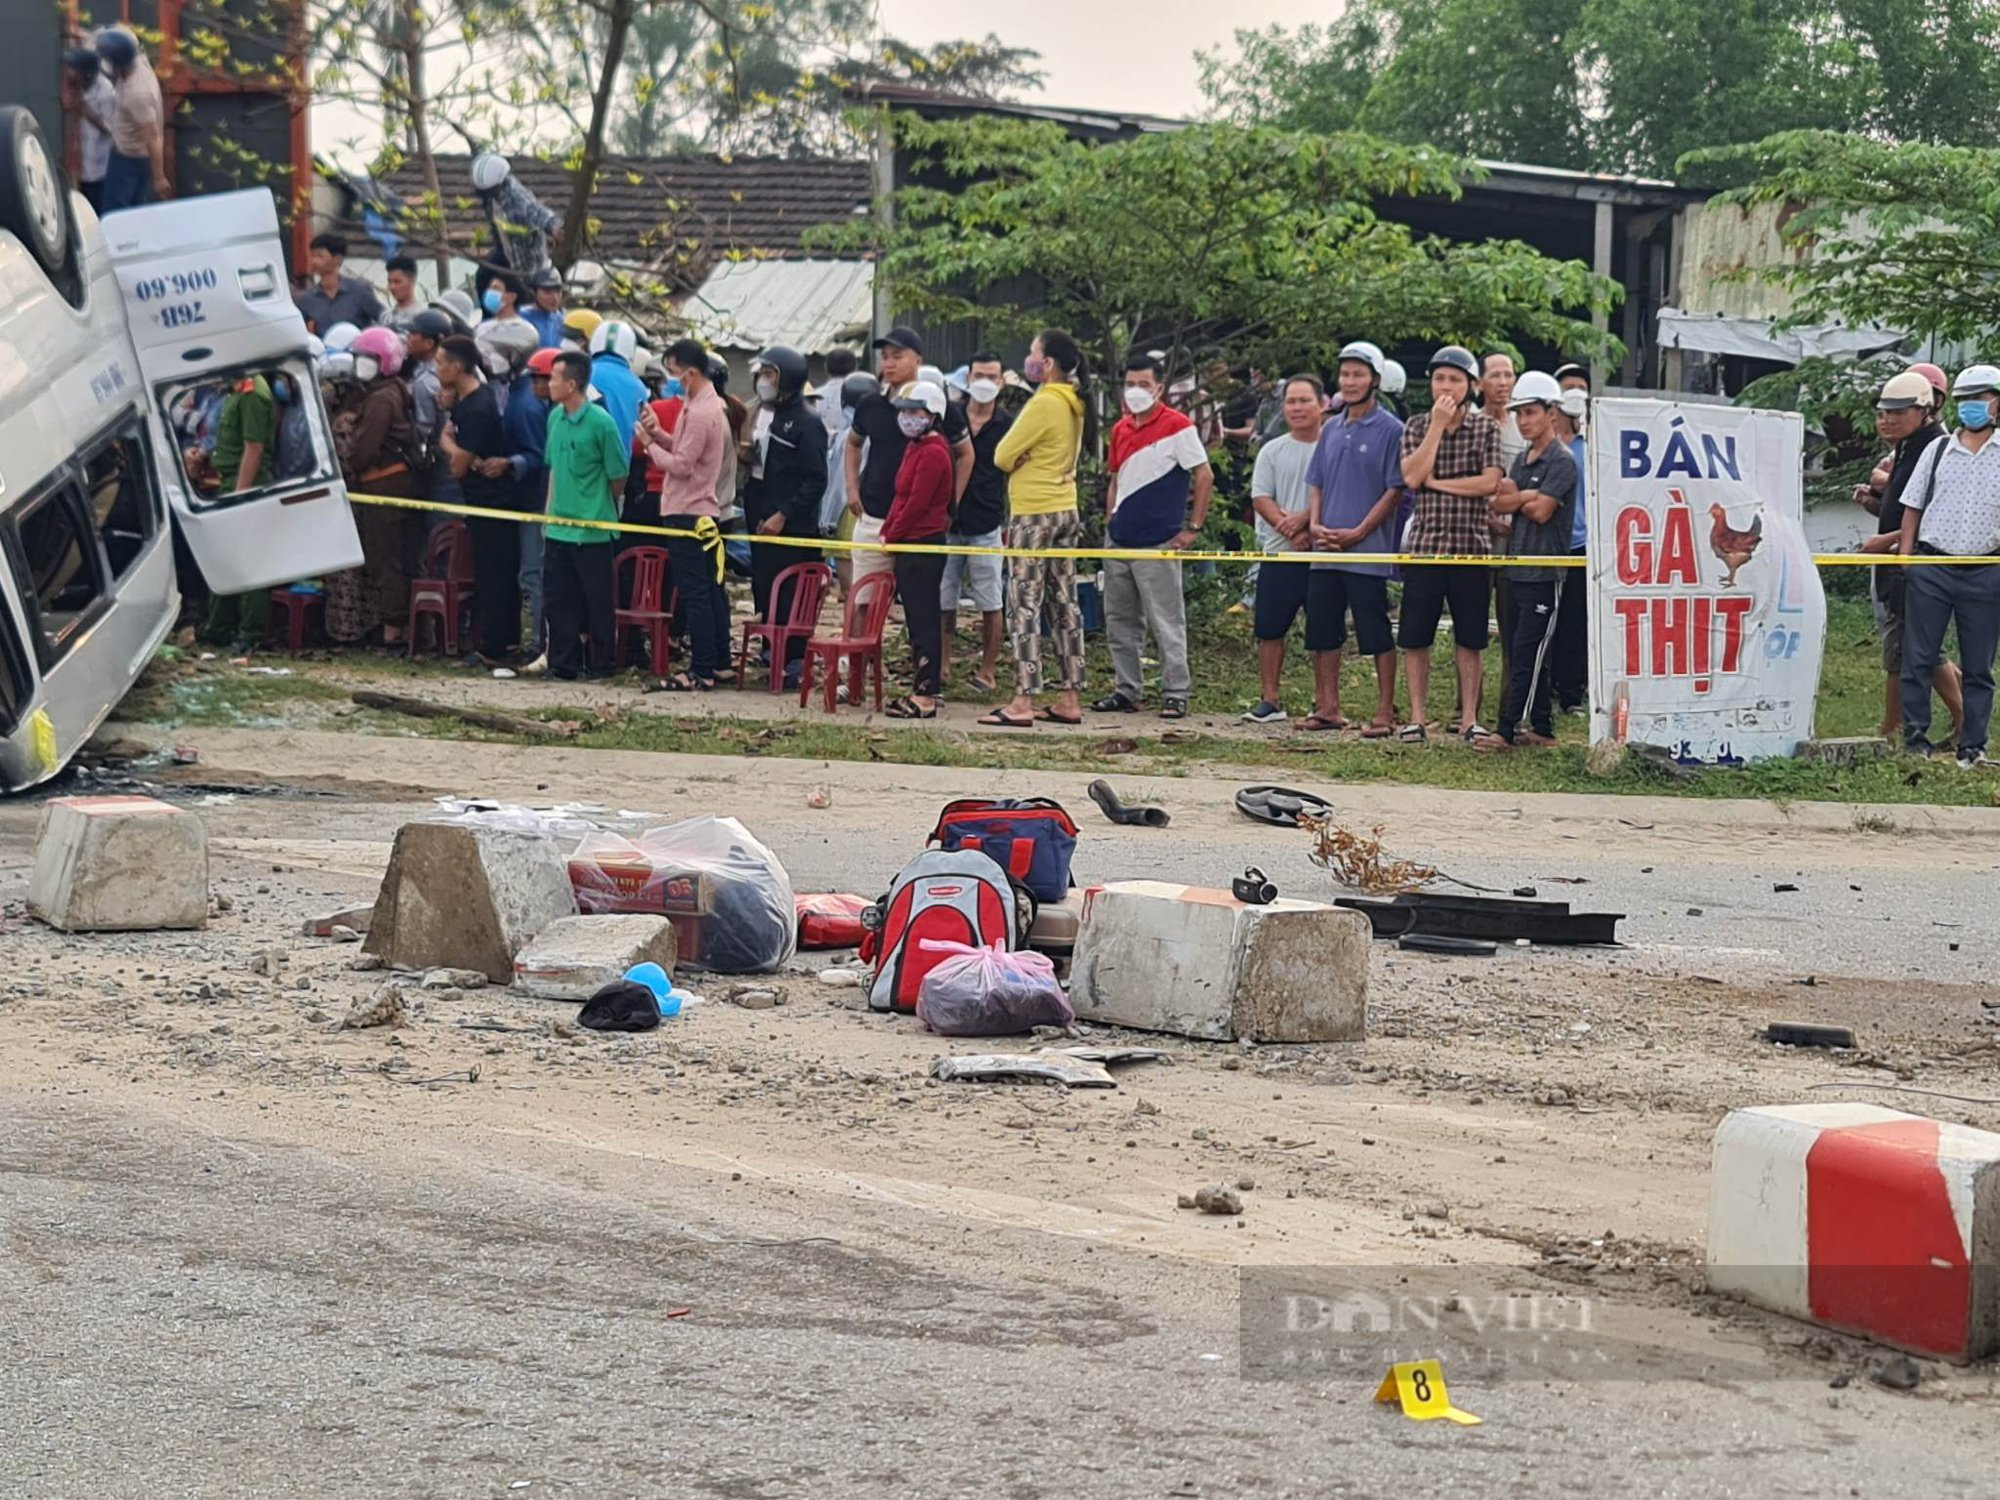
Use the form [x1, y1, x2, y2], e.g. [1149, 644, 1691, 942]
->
[820, 114, 1621, 389]
[1203, 1, 2000, 179]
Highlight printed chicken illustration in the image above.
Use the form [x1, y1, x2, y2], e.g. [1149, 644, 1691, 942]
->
[1708, 504, 1764, 587]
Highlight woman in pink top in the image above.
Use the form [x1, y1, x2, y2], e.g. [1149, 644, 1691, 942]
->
[883, 382, 955, 718]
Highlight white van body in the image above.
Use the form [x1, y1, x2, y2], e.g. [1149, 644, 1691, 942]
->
[100, 188, 363, 593]
[0, 119, 361, 791]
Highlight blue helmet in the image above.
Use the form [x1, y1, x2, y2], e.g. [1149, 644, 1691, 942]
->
[95, 27, 140, 70]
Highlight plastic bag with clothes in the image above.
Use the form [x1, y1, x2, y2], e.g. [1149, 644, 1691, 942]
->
[569, 815, 796, 974]
[914, 940, 1072, 1037]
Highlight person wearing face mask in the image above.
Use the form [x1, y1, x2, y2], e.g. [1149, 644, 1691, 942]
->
[882, 381, 957, 718]
[1897, 364, 2000, 766]
[269, 368, 317, 482]
[329, 327, 418, 645]
[1096, 351, 1214, 721]
[474, 274, 530, 356]
[984, 330, 1088, 728]
[742, 346, 829, 686]
[845, 327, 974, 586]
[639, 338, 732, 691]
[937, 351, 1013, 695]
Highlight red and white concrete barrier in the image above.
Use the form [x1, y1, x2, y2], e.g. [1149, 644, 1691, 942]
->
[1707, 1103, 2000, 1362]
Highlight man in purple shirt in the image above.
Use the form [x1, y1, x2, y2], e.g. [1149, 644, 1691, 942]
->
[1302, 342, 1406, 735]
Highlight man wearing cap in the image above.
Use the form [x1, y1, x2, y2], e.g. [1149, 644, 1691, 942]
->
[1476, 373, 1577, 752]
[1899, 364, 2000, 765]
[1398, 345, 1505, 742]
[1297, 344, 1404, 736]
[1548, 387, 1592, 716]
[1858, 372, 1961, 743]
[94, 27, 167, 211]
[401, 309, 452, 441]
[522, 269, 567, 349]
[845, 327, 973, 584]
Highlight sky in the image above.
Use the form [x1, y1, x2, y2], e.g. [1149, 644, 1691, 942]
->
[875, 0, 1299, 120]
[309, 0, 1302, 162]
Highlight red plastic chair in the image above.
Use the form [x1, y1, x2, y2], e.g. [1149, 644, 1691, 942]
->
[799, 570, 897, 713]
[406, 521, 475, 656]
[738, 560, 830, 692]
[614, 546, 678, 677]
[267, 585, 323, 649]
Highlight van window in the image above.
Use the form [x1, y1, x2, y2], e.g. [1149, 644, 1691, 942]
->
[5, 484, 107, 665]
[160, 356, 337, 508]
[0, 604, 28, 736]
[80, 424, 163, 581]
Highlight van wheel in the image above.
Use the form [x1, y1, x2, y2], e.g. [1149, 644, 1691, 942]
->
[0, 106, 78, 285]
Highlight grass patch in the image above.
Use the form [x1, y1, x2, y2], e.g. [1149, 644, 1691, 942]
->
[118, 595, 1999, 808]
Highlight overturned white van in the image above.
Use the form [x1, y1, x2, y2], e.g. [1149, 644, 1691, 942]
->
[0, 105, 359, 791]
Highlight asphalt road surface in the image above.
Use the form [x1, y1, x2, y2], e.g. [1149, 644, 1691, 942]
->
[2, 731, 1997, 1498]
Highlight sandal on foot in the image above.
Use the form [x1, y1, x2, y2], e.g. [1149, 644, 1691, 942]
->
[1036, 706, 1083, 725]
[967, 674, 999, 696]
[1297, 714, 1347, 733]
[649, 672, 713, 693]
[886, 697, 938, 720]
[1160, 697, 1189, 721]
[1360, 721, 1394, 740]
[1396, 723, 1429, 744]
[1091, 692, 1139, 713]
[978, 709, 1036, 728]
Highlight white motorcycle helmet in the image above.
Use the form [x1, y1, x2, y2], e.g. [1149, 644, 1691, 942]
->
[1379, 358, 1408, 397]
[589, 319, 639, 363]
[321, 321, 360, 353]
[470, 152, 510, 193]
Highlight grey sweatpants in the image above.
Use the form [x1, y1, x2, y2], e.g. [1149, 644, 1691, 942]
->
[1104, 557, 1190, 702]
[1902, 559, 2000, 753]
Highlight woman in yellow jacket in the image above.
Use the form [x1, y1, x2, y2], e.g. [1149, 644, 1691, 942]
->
[985, 329, 1088, 727]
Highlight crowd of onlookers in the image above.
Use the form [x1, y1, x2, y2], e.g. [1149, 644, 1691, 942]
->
[174, 217, 1611, 740]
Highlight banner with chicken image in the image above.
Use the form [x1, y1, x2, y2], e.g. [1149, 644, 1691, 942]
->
[1586, 399, 1825, 764]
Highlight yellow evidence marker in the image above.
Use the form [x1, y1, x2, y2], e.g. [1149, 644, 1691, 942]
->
[1373, 1359, 1482, 1426]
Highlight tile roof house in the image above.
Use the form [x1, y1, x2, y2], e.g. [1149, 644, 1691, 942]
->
[374, 153, 873, 280]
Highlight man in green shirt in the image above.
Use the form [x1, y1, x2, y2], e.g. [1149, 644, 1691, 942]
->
[199, 373, 276, 649]
[542, 349, 629, 678]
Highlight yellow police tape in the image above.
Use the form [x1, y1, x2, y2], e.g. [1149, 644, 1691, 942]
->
[345, 493, 2000, 569]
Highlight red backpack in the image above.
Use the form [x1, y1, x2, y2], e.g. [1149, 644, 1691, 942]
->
[860, 851, 1022, 1013]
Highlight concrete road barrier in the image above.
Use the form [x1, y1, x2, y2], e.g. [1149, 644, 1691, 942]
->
[366, 823, 578, 984]
[1068, 880, 1368, 1043]
[28, 794, 208, 932]
[1707, 1103, 2000, 1362]
[513, 914, 679, 1000]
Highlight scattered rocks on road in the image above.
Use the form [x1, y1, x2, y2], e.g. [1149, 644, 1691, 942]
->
[341, 985, 409, 1030]
[1182, 1185, 1244, 1216]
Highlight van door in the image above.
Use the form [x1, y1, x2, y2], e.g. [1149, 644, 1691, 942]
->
[99, 190, 363, 594]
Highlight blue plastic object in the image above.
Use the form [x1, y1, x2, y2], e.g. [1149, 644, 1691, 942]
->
[625, 962, 682, 1018]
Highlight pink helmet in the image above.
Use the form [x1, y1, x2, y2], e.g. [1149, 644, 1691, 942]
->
[1910, 362, 1949, 400]
[349, 326, 406, 379]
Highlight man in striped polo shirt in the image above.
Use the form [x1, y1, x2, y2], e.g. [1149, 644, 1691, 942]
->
[1096, 353, 1215, 720]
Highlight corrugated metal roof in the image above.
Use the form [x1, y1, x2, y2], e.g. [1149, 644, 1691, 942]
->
[678, 257, 874, 355]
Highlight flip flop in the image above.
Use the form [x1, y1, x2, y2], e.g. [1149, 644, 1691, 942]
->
[649, 673, 714, 693]
[1233, 784, 1334, 828]
[978, 709, 1036, 728]
[967, 674, 999, 696]
[1360, 722, 1394, 740]
[886, 698, 938, 720]
[1298, 714, 1348, 733]
[1036, 707, 1084, 725]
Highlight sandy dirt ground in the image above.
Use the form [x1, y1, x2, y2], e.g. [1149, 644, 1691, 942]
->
[3, 728, 1999, 1496]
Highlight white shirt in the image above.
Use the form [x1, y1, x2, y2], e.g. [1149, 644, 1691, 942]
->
[1905, 431, 2000, 557]
[79, 75, 115, 182]
[1249, 432, 1316, 553]
[1491, 409, 1527, 470]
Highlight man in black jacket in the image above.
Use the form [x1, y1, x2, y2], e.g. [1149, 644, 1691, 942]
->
[745, 345, 829, 686]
